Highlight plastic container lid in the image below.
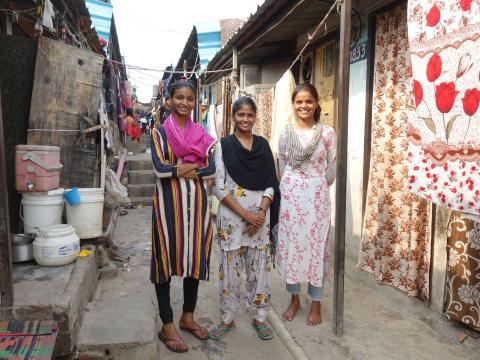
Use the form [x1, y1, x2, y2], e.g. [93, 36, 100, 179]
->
[15, 145, 60, 152]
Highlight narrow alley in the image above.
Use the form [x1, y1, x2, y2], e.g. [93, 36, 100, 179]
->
[1, 0, 480, 359]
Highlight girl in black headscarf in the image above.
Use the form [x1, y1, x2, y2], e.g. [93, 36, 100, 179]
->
[209, 97, 280, 341]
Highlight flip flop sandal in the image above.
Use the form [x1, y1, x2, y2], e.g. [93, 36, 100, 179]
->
[208, 324, 235, 340]
[179, 326, 208, 341]
[158, 331, 188, 353]
[252, 322, 274, 340]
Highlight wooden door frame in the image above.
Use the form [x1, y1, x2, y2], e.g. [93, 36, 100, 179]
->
[0, 89, 13, 318]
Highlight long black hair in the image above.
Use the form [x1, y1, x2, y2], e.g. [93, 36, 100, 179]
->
[232, 96, 257, 116]
[291, 83, 321, 122]
[169, 79, 196, 98]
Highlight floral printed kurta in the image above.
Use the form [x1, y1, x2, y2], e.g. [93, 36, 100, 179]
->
[213, 143, 274, 323]
[276, 125, 336, 287]
[213, 144, 274, 251]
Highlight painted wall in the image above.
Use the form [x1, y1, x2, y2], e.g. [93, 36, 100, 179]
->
[260, 61, 290, 85]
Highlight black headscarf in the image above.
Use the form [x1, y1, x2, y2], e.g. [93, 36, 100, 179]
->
[221, 134, 280, 252]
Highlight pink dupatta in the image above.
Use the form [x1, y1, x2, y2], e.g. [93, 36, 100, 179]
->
[163, 114, 216, 166]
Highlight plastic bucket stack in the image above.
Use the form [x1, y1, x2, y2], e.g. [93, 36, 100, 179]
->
[21, 189, 64, 234]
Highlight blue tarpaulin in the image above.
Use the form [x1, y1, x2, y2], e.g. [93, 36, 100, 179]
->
[85, 0, 113, 47]
[195, 21, 221, 70]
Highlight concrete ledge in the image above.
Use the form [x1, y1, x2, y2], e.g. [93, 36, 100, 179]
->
[12, 245, 98, 357]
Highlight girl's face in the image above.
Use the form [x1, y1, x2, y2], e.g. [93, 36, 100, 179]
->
[171, 87, 195, 117]
[233, 105, 256, 133]
[293, 90, 317, 122]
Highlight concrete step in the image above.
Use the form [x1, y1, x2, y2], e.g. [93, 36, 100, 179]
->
[128, 170, 155, 184]
[130, 196, 153, 206]
[128, 184, 155, 198]
[77, 266, 159, 359]
[12, 246, 98, 358]
[127, 160, 152, 171]
[126, 142, 147, 154]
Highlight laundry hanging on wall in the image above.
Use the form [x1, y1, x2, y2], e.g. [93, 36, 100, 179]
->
[207, 104, 217, 139]
[269, 70, 296, 154]
[407, 1, 480, 217]
[358, 3, 432, 299]
[253, 88, 274, 141]
[444, 211, 480, 331]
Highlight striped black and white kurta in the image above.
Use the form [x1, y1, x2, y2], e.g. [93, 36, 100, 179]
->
[150, 126, 215, 284]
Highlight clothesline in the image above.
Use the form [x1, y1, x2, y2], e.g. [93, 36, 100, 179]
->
[108, 58, 236, 75]
[287, 0, 341, 71]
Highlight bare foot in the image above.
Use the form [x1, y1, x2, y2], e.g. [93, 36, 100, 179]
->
[282, 295, 300, 321]
[179, 312, 208, 340]
[306, 301, 322, 326]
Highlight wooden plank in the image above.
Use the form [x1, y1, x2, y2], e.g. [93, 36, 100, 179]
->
[29, 37, 104, 130]
[27, 37, 104, 187]
[333, 0, 352, 337]
[0, 90, 13, 318]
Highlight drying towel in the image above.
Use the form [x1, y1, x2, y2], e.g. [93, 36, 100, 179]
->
[407, 0, 480, 217]
[270, 70, 296, 154]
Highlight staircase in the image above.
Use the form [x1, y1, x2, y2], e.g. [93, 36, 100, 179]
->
[126, 134, 155, 206]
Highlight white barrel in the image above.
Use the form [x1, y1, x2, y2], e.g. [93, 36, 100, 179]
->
[21, 189, 64, 234]
[33, 224, 80, 266]
[66, 188, 104, 239]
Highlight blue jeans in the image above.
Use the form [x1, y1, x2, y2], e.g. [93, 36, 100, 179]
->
[286, 283, 323, 301]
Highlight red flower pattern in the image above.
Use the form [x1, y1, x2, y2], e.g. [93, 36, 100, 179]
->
[435, 82, 459, 113]
[460, 0, 472, 11]
[426, 4, 441, 26]
[426, 53, 442, 82]
[462, 88, 480, 116]
[413, 80, 423, 107]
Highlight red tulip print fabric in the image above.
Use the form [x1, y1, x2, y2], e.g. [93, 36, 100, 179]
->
[407, 0, 480, 217]
[358, 4, 432, 299]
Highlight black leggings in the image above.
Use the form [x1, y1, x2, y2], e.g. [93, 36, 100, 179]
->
[154, 277, 199, 325]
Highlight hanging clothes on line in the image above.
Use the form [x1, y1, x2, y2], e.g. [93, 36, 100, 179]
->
[207, 104, 217, 140]
[444, 211, 480, 331]
[214, 102, 224, 139]
[253, 88, 274, 142]
[222, 77, 233, 137]
[269, 70, 296, 155]
[358, 3, 432, 299]
[407, 1, 480, 217]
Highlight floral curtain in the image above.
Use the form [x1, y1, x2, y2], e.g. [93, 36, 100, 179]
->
[253, 89, 274, 141]
[445, 211, 480, 331]
[407, 1, 480, 217]
[358, 3, 432, 299]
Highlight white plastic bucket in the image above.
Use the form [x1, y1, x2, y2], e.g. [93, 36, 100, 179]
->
[66, 188, 104, 239]
[33, 224, 80, 266]
[21, 189, 64, 234]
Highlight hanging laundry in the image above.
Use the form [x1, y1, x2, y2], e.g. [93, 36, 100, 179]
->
[214, 103, 224, 138]
[358, 3, 432, 299]
[254, 89, 274, 142]
[444, 211, 480, 331]
[407, 1, 480, 216]
[207, 104, 217, 139]
[269, 70, 296, 154]
[42, 0, 55, 31]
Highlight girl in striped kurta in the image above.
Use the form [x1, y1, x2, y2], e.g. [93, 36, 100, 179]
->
[151, 80, 216, 353]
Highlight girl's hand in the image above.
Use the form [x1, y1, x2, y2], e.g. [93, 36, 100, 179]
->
[243, 224, 259, 237]
[181, 170, 198, 180]
[242, 211, 264, 228]
[177, 163, 199, 176]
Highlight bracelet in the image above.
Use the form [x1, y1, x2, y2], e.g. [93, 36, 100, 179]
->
[257, 207, 267, 214]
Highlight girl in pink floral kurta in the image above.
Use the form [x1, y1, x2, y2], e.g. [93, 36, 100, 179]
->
[276, 83, 336, 326]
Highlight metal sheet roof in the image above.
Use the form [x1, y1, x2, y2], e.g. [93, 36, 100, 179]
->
[85, 0, 113, 47]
